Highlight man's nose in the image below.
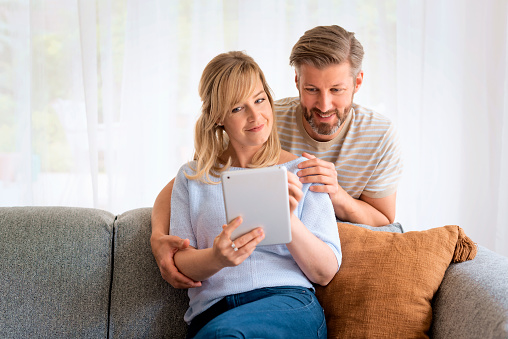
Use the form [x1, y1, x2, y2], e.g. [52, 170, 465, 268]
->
[315, 92, 333, 113]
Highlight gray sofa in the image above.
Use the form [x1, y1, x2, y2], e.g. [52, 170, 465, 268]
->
[1, 206, 507, 338]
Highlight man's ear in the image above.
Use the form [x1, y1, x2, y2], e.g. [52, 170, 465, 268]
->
[354, 70, 364, 93]
[294, 70, 299, 91]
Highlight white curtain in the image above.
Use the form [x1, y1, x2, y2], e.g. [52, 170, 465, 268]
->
[1, 0, 507, 256]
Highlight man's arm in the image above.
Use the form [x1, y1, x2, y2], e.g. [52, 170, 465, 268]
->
[297, 152, 396, 226]
[332, 189, 396, 226]
[151, 179, 202, 288]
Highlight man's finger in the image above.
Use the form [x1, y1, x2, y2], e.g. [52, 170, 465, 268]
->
[167, 235, 191, 250]
[171, 272, 202, 288]
[176, 274, 202, 288]
[297, 158, 321, 171]
[308, 185, 327, 193]
[161, 253, 202, 288]
[300, 173, 336, 185]
[302, 152, 316, 159]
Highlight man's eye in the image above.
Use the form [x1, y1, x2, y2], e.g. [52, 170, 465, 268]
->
[305, 88, 317, 93]
[331, 88, 344, 93]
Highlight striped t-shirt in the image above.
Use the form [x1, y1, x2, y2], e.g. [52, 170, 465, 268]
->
[275, 97, 403, 199]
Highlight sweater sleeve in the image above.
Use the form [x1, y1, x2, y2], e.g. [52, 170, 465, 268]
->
[298, 186, 342, 271]
[289, 158, 342, 271]
[170, 164, 197, 247]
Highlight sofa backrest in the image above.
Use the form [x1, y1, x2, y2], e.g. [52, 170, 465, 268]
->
[109, 207, 188, 338]
[0, 207, 190, 339]
[0, 207, 114, 338]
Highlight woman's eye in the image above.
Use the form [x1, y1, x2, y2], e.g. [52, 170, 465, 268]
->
[231, 106, 242, 113]
[255, 98, 265, 104]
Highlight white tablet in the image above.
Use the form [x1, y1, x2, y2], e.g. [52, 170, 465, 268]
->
[221, 166, 292, 246]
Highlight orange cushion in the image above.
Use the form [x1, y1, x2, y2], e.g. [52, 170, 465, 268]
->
[315, 223, 476, 338]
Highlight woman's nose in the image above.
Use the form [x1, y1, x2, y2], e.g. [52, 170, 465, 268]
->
[248, 106, 263, 121]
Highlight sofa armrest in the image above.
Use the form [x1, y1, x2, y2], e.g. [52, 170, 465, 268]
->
[431, 245, 508, 338]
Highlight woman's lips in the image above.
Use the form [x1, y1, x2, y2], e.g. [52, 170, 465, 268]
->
[247, 124, 265, 132]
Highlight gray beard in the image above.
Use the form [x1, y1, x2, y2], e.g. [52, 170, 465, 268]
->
[304, 106, 351, 136]
[306, 110, 340, 135]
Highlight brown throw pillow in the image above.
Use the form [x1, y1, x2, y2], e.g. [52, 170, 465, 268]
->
[315, 223, 477, 339]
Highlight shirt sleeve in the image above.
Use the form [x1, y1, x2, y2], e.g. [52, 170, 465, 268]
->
[363, 122, 403, 198]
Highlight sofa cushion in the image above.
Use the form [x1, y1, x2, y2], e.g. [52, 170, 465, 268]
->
[339, 221, 404, 233]
[0, 207, 114, 338]
[315, 222, 476, 339]
[109, 207, 189, 338]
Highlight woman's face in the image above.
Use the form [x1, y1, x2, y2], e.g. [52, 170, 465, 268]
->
[222, 78, 273, 155]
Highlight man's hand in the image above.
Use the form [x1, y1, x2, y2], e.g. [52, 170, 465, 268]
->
[150, 233, 202, 288]
[296, 152, 395, 226]
[297, 152, 351, 213]
[297, 152, 343, 196]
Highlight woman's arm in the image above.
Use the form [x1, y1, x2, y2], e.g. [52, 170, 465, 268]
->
[286, 215, 338, 286]
[174, 217, 265, 281]
[151, 179, 202, 288]
[285, 172, 339, 286]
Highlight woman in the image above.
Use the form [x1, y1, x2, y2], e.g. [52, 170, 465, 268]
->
[170, 51, 341, 338]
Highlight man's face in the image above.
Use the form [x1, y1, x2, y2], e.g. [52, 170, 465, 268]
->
[296, 62, 363, 142]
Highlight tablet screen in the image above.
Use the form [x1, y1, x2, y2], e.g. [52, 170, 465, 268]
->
[221, 166, 292, 246]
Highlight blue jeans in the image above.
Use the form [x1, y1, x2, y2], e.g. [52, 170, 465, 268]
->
[188, 286, 327, 339]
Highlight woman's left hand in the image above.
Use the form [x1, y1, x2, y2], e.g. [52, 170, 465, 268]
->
[287, 171, 303, 214]
[213, 217, 265, 268]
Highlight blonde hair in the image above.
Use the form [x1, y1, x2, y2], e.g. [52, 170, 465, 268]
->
[290, 25, 364, 77]
[186, 51, 281, 184]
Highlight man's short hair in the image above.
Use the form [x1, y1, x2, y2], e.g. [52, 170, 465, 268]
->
[289, 25, 364, 77]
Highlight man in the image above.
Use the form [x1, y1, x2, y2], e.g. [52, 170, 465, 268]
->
[151, 25, 402, 288]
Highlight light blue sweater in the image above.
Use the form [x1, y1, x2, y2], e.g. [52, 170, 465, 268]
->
[170, 157, 341, 323]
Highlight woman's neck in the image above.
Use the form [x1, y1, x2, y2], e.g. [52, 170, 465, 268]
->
[224, 145, 260, 168]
